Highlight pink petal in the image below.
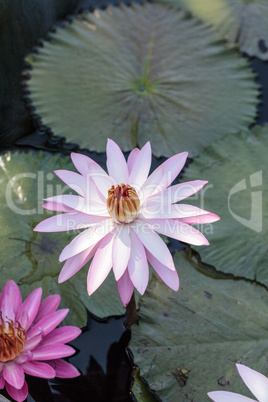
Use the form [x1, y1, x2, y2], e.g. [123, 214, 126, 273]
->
[146, 250, 179, 291]
[3, 363, 24, 389]
[116, 269, 134, 308]
[27, 309, 69, 338]
[0, 374, 4, 388]
[31, 344, 75, 360]
[112, 226, 131, 281]
[127, 148, 140, 174]
[150, 180, 208, 204]
[236, 364, 268, 402]
[129, 142, 151, 188]
[128, 231, 149, 295]
[87, 231, 115, 296]
[54, 170, 87, 197]
[132, 222, 175, 270]
[58, 241, 100, 283]
[41, 201, 73, 212]
[17, 288, 42, 331]
[23, 334, 43, 352]
[106, 139, 129, 183]
[42, 195, 108, 216]
[50, 359, 80, 378]
[146, 219, 209, 246]
[41, 326, 81, 345]
[6, 380, 28, 402]
[140, 203, 211, 220]
[71, 152, 105, 178]
[180, 213, 220, 224]
[0, 280, 22, 322]
[207, 391, 255, 401]
[34, 295, 61, 323]
[21, 361, 55, 379]
[34, 212, 105, 232]
[59, 219, 115, 262]
[139, 165, 164, 205]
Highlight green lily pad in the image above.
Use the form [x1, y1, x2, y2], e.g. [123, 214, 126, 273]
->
[153, 0, 268, 60]
[26, 3, 258, 157]
[130, 250, 268, 401]
[0, 151, 128, 327]
[132, 367, 159, 402]
[183, 126, 268, 287]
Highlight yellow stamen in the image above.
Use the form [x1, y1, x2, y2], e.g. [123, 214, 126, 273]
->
[107, 184, 140, 224]
[0, 314, 27, 362]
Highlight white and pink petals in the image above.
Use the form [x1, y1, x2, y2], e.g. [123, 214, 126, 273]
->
[41, 201, 73, 213]
[139, 165, 164, 205]
[146, 250, 179, 291]
[41, 326, 82, 345]
[207, 391, 255, 402]
[5, 380, 28, 402]
[34, 294, 61, 323]
[17, 288, 42, 331]
[71, 152, 95, 176]
[129, 142, 151, 189]
[132, 222, 175, 270]
[112, 225, 131, 281]
[27, 309, 69, 338]
[151, 179, 208, 205]
[31, 344, 75, 361]
[21, 361, 55, 379]
[236, 364, 268, 402]
[3, 363, 24, 389]
[180, 212, 220, 225]
[0, 280, 21, 322]
[127, 148, 140, 174]
[128, 231, 149, 295]
[54, 169, 87, 197]
[147, 219, 209, 246]
[116, 269, 134, 308]
[34, 211, 106, 233]
[50, 359, 80, 378]
[107, 138, 129, 183]
[59, 219, 116, 262]
[59, 241, 100, 283]
[140, 203, 212, 220]
[87, 231, 115, 296]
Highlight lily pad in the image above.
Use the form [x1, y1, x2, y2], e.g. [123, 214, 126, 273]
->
[0, 151, 128, 327]
[26, 3, 258, 157]
[132, 368, 159, 402]
[154, 0, 268, 60]
[183, 126, 268, 287]
[130, 250, 268, 401]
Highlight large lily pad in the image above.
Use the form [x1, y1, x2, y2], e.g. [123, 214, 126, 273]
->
[183, 126, 268, 287]
[130, 250, 268, 401]
[26, 3, 258, 157]
[0, 151, 127, 327]
[154, 0, 268, 60]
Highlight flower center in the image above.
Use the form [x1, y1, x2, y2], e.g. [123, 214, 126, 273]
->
[107, 184, 140, 224]
[0, 315, 27, 362]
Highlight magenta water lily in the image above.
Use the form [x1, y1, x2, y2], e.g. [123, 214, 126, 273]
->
[35, 139, 220, 306]
[0, 280, 81, 402]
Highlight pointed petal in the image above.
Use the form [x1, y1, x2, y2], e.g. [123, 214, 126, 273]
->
[140, 203, 212, 220]
[112, 226, 131, 281]
[150, 180, 208, 205]
[17, 288, 42, 331]
[31, 344, 75, 360]
[132, 222, 175, 270]
[23, 333, 43, 352]
[87, 231, 114, 296]
[71, 152, 94, 176]
[180, 213, 220, 224]
[0, 280, 22, 322]
[128, 231, 149, 295]
[5, 380, 28, 402]
[41, 201, 73, 212]
[52, 359, 80, 378]
[27, 309, 69, 338]
[0, 374, 4, 388]
[34, 295, 61, 323]
[127, 148, 140, 174]
[146, 219, 209, 246]
[3, 363, 24, 389]
[129, 142, 151, 188]
[34, 212, 105, 232]
[21, 361, 55, 379]
[207, 391, 255, 401]
[54, 170, 87, 197]
[106, 139, 129, 183]
[236, 364, 268, 402]
[41, 326, 81, 345]
[59, 219, 115, 262]
[146, 250, 179, 291]
[116, 269, 134, 307]
[139, 165, 164, 205]
[42, 195, 108, 216]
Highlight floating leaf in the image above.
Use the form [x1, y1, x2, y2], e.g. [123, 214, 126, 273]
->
[130, 250, 268, 401]
[0, 151, 128, 327]
[132, 367, 159, 402]
[183, 126, 268, 287]
[27, 3, 258, 157]
[154, 0, 268, 60]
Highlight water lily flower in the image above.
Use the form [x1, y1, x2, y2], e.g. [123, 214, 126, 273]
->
[0, 280, 81, 402]
[208, 363, 268, 402]
[35, 139, 219, 306]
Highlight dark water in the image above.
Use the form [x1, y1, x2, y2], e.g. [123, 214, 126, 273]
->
[0, 1, 268, 401]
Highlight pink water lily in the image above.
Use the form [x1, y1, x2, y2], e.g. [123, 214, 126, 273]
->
[0, 280, 81, 402]
[208, 364, 268, 402]
[35, 139, 219, 306]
